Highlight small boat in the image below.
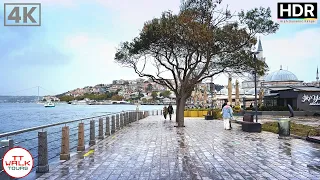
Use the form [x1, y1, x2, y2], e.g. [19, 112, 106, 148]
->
[44, 102, 55, 107]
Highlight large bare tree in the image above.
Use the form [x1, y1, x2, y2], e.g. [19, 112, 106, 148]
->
[115, 0, 279, 127]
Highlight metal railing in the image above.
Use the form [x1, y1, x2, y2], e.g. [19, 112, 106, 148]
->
[0, 109, 162, 178]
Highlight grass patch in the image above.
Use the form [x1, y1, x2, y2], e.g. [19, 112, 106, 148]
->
[262, 122, 318, 137]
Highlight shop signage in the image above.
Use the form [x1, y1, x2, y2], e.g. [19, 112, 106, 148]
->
[301, 94, 320, 106]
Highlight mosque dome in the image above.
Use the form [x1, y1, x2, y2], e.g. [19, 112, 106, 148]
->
[264, 67, 298, 82]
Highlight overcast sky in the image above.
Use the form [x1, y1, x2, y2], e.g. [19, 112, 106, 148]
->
[1, 0, 319, 96]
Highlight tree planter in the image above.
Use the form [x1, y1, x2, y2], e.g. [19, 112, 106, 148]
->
[190, 111, 198, 117]
[184, 111, 189, 117]
[198, 111, 208, 117]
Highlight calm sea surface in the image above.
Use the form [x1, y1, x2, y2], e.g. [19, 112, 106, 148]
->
[0, 103, 164, 133]
[0, 103, 166, 179]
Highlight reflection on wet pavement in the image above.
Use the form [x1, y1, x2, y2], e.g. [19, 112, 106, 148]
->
[36, 116, 320, 180]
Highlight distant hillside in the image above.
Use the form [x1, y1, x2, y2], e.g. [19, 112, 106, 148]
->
[0, 96, 41, 103]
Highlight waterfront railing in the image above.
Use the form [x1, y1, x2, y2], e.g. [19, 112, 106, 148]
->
[0, 109, 162, 178]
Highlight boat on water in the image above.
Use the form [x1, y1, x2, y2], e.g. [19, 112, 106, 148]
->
[44, 102, 55, 107]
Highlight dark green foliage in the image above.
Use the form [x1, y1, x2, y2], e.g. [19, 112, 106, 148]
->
[60, 92, 118, 101]
[151, 91, 158, 100]
[160, 90, 171, 98]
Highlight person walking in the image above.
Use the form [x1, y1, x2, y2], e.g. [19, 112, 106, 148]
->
[222, 102, 233, 130]
[168, 104, 174, 120]
[222, 100, 227, 109]
[163, 105, 168, 120]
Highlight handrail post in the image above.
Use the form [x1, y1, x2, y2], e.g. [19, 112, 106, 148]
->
[37, 131, 49, 173]
[0, 139, 14, 180]
[89, 120, 95, 146]
[105, 116, 110, 136]
[77, 123, 85, 151]
[98, 118, 104, 140]
[116, 114, 120, 130]
[60, 126, 70, 160]
[111, 115, 116, 134]
[120, 113, 124, 129]
[126, 112, 130, 125]
[125, 112, 129, 125]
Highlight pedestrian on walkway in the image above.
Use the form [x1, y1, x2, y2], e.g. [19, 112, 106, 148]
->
[222, 100, 227, 109]
[222, 102, 233, 130]
[163, 105, 168, 120]
[168, 104, 174, 120]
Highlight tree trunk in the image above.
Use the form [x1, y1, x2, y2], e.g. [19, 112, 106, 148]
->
[176, 99, 180, 123]
[175, 96, 187, 127]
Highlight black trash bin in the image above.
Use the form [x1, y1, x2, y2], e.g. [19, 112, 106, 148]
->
[243, 114, 254, 122]
[277, 118, 290, 137]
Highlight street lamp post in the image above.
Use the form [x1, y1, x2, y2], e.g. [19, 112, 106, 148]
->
[253, 54, 258, 123]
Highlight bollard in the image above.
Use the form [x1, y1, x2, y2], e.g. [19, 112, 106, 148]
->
[0, 139, 14, 180]
[60, 126, 70, 160]
[37, 131, 49, 173]
[116, 114, 120, 130]
[161, 110, 163, 115]
[123, 113, 127, 126]
[77, 123, 85, 151]
[125, 112, 129, 125]
[126, 112, 130, 125]
[152, 110, 154, 116]
[105, 116, 110, 136]
[111, 115, 116, 134]
[157, 110, 158, 115]
[89, 120, 95, 146]
[129, 112, 132, 123]
[120, 113, 124, 128]
[98, 118, 104, 140]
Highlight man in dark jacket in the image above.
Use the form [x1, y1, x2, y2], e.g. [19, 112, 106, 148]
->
[168, 104, 174, 120]
[222, 101, 227, 109]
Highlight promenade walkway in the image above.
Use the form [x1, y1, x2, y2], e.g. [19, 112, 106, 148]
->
[36, 116, 320, 180]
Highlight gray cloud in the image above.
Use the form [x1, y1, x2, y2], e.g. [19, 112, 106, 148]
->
[0, 10, 70, 67]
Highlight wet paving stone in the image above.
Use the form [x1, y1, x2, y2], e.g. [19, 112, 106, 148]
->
[36, 116, 320, 180]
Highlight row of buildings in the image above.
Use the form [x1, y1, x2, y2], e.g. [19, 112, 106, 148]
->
[63, 79, 170, 101]
[188, 39, 320, 111]
[58, 38, 320, 111]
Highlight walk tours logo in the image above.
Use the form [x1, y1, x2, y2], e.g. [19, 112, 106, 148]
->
[2, 147, 33, 178]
